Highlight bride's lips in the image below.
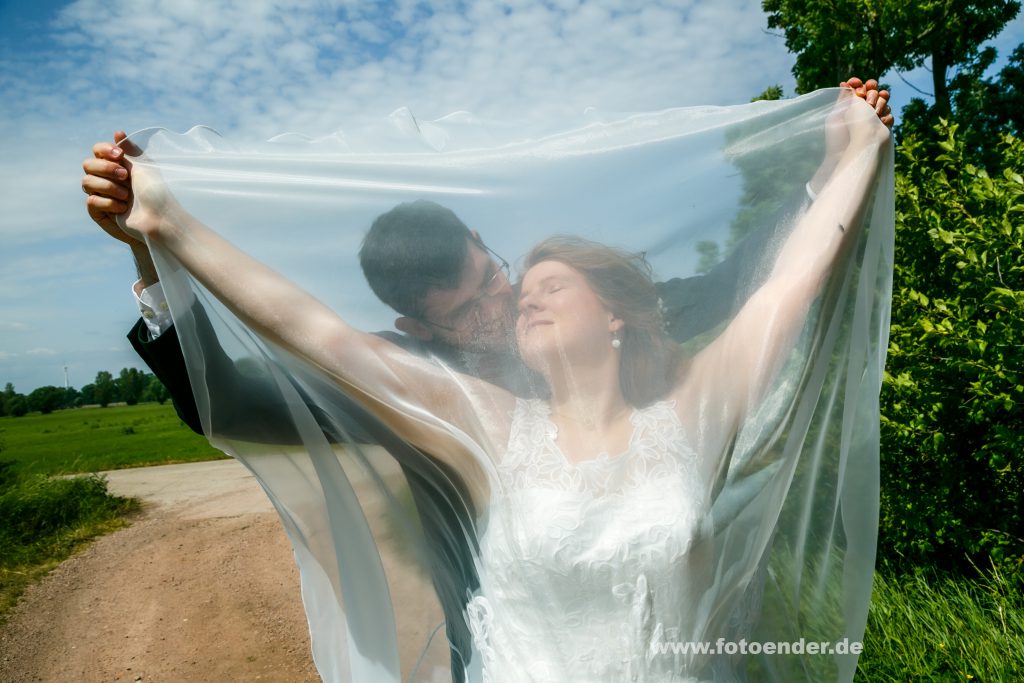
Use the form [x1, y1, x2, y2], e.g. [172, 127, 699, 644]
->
[525, 319, 553, 331]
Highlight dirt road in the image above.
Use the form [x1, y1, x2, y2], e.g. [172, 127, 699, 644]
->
[0, 459, 447, 682]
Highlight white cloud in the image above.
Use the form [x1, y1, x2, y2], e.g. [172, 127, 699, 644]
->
[25, 347, 57, 356]
[0, 321, 28, 331]
[6, 0, 795, 138]
[1, 0, 804, 392]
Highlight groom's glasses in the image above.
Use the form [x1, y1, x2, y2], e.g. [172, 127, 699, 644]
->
[421, 240, 511, 334]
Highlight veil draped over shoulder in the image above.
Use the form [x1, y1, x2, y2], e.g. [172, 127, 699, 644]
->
[122, 89, 893, 682]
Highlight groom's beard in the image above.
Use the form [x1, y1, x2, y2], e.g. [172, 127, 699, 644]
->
[457, 309, 517, 354]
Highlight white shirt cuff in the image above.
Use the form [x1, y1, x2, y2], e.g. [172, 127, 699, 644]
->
[133, 279, 174, 339]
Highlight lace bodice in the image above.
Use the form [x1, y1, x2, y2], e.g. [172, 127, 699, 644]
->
[467, 398, 715, 682]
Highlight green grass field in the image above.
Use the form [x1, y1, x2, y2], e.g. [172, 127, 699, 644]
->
[0, 402, 227, 476]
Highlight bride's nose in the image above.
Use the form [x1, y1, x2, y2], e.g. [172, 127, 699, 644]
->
[517, 290, 543, 316]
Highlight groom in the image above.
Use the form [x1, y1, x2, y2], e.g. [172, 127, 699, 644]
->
[81, 77, 892, 681]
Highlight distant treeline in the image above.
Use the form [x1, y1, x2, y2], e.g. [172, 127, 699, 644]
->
[1, 369, 169, 417]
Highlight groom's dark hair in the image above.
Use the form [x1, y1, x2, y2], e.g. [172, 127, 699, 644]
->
[359, 199, 473, 317]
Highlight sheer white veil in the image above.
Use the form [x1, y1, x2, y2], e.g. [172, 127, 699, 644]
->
[121, 88, 892, 682]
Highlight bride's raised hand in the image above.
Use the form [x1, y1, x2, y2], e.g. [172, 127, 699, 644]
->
[821, 86, 889, 176]
[116, 155, 185, 242]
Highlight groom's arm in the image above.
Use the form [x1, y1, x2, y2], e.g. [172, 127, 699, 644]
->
[128, 289, 381, 444]
[128, 311, 203, 433]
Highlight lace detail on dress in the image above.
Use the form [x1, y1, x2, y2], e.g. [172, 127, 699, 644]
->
[498, 398, 699, 497]
[466, 398, 713, 682]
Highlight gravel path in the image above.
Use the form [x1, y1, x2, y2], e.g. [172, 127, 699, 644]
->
[0, 459, 447, 682]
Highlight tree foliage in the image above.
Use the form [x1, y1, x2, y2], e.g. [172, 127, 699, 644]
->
[763, 0, 1020, 111]
[761, 0, 1023, 581]
[92, 371, 116, 408]
[117, 367, 147, 406]
[26, 386, 66, 415]
[900, 43, 1024, 170]
[0, 370, 171, 415]
[1, 383, 27, 418]
[882, 122, 1023, 576]
[143, 375, 170, 404]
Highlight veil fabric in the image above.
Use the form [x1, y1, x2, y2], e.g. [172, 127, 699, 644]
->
[123, 89, 892, 682]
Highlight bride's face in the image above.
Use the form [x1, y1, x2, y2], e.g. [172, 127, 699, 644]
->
[516, 260, 620, 371]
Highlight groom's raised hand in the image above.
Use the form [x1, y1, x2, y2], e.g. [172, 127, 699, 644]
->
[84, 131, 148, 242]
[83, 130, 135, 243]
[83, 131, 159, 286]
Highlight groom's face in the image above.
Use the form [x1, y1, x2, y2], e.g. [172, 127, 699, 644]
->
[417, 238, 516, 352]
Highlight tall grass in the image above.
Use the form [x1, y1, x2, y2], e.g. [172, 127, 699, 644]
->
[857, 561, 1024, 681]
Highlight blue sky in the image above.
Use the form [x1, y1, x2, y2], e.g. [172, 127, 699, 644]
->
[0, 0, 1021, 394]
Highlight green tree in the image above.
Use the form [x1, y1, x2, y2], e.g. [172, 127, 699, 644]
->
[881, 122, 1023, 576]
[78, 383, 96, 406]
[898, 43, 1024, 169]
[1, 383, 26, 417]
[61, 387, 80, 409]
[1, 383, 15, 414]
[6, 395, 28, 417]
[117, 368, 147, 406]
[751, 84, 784, 102]
[27, 386, 66, 415]
[93, 371, 116, 408]
[763, 0, 1020, 112]
[142, 375, 170, 404]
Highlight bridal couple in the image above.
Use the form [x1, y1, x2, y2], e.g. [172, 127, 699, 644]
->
[81, 79, 893, 682]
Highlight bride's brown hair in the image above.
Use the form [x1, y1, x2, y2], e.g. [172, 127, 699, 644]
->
[522, 236, 684, 408]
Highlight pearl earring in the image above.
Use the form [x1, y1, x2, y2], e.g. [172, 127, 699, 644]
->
[611, 338, 622, 349]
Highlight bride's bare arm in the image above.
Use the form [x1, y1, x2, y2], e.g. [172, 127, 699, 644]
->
[120, 168, 513, 497]
[674, 92, 890, 456]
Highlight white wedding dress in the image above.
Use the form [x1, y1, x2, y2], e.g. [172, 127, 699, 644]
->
[466, 398, 715, 682]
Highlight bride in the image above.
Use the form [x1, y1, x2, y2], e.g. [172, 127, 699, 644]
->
[113, 88, 890, 682]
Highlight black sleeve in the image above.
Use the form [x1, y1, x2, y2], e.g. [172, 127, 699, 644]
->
[657, 187, 811, 344]
[127, 302, 377, 443]
[128, 316, 203, 433]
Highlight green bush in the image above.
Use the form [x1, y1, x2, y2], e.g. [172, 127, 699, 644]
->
[880, 122, 1023, 576]
[0, 462, 138, 575]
